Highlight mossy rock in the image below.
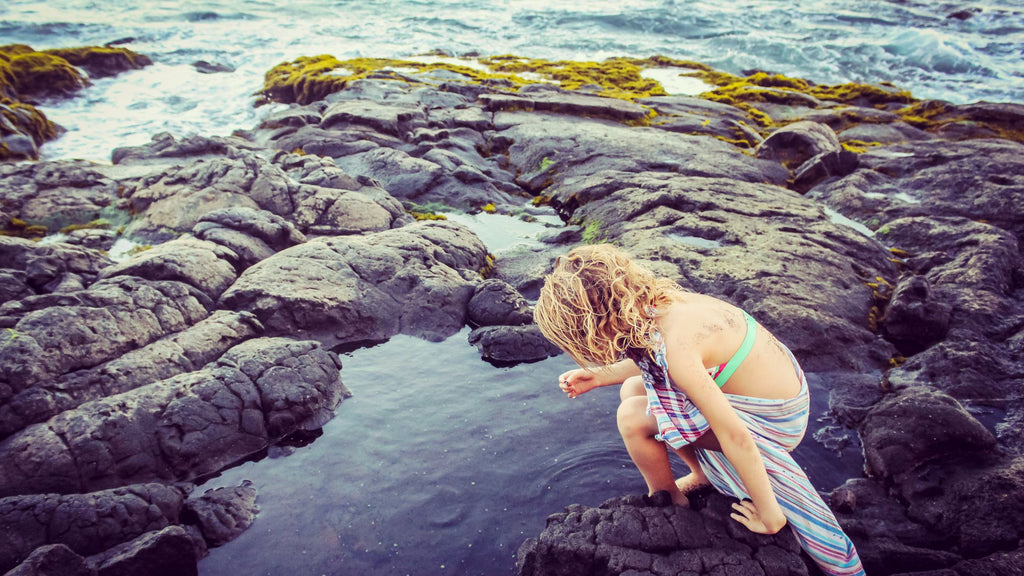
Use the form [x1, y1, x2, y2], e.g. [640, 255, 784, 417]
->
[8, 51, 90, 100]
[0, 217, 47, 238]
[43, 46, 153, 78]
[258, 54, 696, 106]
[898, 100, 1024, 144]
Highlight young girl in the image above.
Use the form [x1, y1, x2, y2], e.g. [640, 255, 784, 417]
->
[534, 244, 864, 576]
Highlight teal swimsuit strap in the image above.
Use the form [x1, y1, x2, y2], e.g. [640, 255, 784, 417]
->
[713, 311, 757, 387]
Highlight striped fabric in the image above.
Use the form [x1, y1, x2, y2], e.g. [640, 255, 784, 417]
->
[634, 328, 865, 576]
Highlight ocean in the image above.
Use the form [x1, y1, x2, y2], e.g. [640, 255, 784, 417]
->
[1, 0, 1022, 163]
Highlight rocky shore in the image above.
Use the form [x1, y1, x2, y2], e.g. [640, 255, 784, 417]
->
[1, 48, 1022, 575]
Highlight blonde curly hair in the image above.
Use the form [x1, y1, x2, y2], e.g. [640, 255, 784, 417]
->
[534, 244, 683, 367]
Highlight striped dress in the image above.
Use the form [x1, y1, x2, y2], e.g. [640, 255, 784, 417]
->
[627, 328, 865, 576]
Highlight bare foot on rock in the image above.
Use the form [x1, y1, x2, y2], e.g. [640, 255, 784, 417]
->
[675, 472, 712, 495]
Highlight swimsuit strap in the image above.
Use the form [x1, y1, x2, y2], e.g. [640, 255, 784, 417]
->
[713, 311, 757, 387]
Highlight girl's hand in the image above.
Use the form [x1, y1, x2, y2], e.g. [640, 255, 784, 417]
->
[558, 369, 600, 398]
[730, 500, 787, 535]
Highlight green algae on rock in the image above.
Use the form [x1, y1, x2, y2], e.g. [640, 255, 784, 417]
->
[257, 54, 696, 106]
[42, 46, 152, 78]
[0, 44, 152, 161]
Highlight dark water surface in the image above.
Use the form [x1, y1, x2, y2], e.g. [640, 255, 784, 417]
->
[197, 329, 865, 576]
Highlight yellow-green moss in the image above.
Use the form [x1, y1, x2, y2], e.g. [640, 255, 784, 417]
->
[1, 99, 58, 143]
[42, 46, 152, 78]
[695, 68, 916, 124]
[258, 55, 351, 105]
[478, 253, 496, 279]
[480, 55, 668, 100]
[841, 140, 883, 153]
[59, 219, 111, 234]
[411, 212, 448, 221]
[481, 203, 496, 213]
[1, 218, 47, 238]
[8, 52, 89, 97]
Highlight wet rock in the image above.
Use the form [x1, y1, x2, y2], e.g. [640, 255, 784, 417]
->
[0, 338, 346, 496]
[0, 310, 262, 438]
[860, 387, 997, 481]
[639, 95, 762, 146]
[500, 113, 790, 200]
[0, 236, 112, 300]
[468, 324, 562, 365]
[826, 372, 885, 428]
[98, 236, 237, 300]
[544, 171, 897, 372]
[516, 492, 808, 576]
[219, 220, 488, 345]
[0, 160, 128, 233]
[837, 121, 934, 145]
[3, 544, 92, 576]
[480, 89, 649, 123]
[880, 275, 951, 355]
[87, 525, 197, 576]
[117, 139, 409, 241]
[183, 481, 258, 547]
[111, 133, 236, 165]
[192, 207, 306, 267]
[0, 483, 186, 573]
[756, 120, 841, 169]
[467, 279, 534, 327]
[41, 46, 152, 80]
[192, 60, 234, 74]
[811, 140, 1024, 238]
[0, 276, 210, 411]
[896, 457, 1024, 558]
[791, 149, 859, 193]
[62, 228, 119, 252]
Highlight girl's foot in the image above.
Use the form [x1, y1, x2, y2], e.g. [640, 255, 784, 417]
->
[675, 472, 711, 495]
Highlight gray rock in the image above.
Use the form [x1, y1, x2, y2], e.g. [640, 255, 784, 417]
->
[880, 275, 951, 355]
[120, 143, 408, 241]
[0, 338, 347, 496]
[756, 120, 841, 169]
[183, 481, 258, 547]
[3, 544, 91, 576]
[88, 525, 197, 576]
[0, 310, 262, 439]
[860, 387, 997, 481]
[219, 220, 488, 345]
[791, 149, 859, 193]
[467, 324, 562, 365]
[517, 492, 807, 576]
[0, 276, 210, 404]
[811, 139, 1024, 238]
[467, 279, 534, 327]
[0, 161, 128, 233]
[0, 236, 113, 298]
[480, 91, 650, 123]
[98, 236, 238, 300]
[0, 483, 186, 573]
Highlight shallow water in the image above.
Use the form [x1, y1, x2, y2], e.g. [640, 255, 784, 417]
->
[2, 0, 1022, 163]
[196, 330, 864, 576]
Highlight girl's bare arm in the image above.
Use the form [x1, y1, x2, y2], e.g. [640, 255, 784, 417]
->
[662, 331, 787, 533]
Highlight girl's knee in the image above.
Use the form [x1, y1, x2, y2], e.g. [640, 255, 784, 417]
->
[616, 396, 652, 437]
[619, 375, 644, 401]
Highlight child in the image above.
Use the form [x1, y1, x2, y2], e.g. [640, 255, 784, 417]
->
[534, 244, 864, 576]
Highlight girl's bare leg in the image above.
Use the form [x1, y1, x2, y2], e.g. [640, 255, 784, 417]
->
[673, 444, 712, 494]
[617, 395, 688, 506]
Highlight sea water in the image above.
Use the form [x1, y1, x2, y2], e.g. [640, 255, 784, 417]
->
[1, 0, 1022, 163]
[196, 330, 864, 576]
